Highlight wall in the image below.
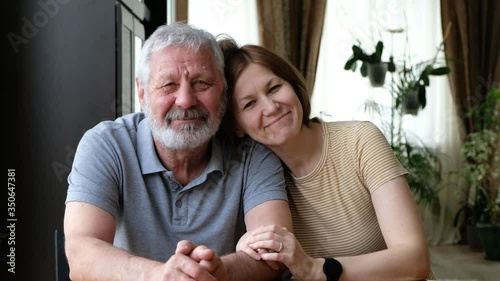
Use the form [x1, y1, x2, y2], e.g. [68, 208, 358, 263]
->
[7, 1, 116, 280]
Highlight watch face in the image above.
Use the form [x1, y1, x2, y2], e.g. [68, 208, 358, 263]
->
[324, 258, 343, 281]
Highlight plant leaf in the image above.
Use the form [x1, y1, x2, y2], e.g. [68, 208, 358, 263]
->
[388, 56, 396, 72]
[360, 62, 368, 77]
[421, 74, 430, 86]
[352, 45, 363, 58]
[344, 57, 357, 71]
[375, 41, 384, 61]
[418, 86, 427, 109]
[429, 67, 451, 75]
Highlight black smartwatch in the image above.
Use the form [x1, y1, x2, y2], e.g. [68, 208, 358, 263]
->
[323, 258, 343, 281]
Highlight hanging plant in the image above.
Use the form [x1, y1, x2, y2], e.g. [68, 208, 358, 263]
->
[344, 41, 396, 87]
[394, 60, 450, 115]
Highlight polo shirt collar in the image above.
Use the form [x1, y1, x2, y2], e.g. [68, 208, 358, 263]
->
[137, 118, 225, 176]
[137, 119, 165, 175]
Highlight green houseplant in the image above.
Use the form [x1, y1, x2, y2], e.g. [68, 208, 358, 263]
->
[363, 102, 443, 219]
[393, 45, 450, 115]
[344, 30, 452, 219]
[344, 41, 396, 87]
[354, 39, 450, 219]
[392, 139, 442, 217]
[455, 86, 500, 260]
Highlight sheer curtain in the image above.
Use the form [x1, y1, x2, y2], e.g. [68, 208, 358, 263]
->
[187, 0, 462, 245]
[188, 0, 259, 45]
[312, 0, 462, 245]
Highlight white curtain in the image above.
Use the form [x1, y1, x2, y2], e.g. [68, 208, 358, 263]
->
[188, 0, 259, 45]
[312, 0, 462, 245]
[187, 0, 462, 245]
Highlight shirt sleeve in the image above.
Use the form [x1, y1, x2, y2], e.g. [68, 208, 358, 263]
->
[66, 126, 122, 218]
[240, 139, 288, 214]
[354, 121, 408, 193]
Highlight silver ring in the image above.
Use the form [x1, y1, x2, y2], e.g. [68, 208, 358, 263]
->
[277, 242, 283, 252]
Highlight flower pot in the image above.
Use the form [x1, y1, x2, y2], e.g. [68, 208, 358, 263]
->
[477, 223, 500, 261]
[403, 90, 420, 115]
[466, 224, 483, 252]
[367, 63, 387, 87]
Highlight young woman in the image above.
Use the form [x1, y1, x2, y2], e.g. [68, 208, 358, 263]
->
[218, 38, 433, 281]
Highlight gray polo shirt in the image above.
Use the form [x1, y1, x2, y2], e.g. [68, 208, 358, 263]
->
[66, 112, 287, 262]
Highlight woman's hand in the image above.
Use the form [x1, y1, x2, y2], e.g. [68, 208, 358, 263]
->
[236, 230, 281, 270]
[236, 231, 261, 260]
[247, 225, 320, 280]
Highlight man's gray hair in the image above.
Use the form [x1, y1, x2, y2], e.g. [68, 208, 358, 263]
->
[136, 22, 225, 90]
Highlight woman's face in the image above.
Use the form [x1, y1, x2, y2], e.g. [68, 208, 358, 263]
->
[232, 63, 303, 146]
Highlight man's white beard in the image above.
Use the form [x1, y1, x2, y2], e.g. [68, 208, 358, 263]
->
[144, 97, 226, 150]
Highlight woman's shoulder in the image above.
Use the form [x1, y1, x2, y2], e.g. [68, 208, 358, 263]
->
[321, 120, 381, 136]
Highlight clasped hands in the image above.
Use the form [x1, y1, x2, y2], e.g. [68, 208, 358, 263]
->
[157, 240, 228, 281]
[236, 225, 317, 280]
[155, 226, 313, 280]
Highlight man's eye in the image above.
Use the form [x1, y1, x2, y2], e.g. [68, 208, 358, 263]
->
[160, 83, 178, 93]
[162, 82, 177, 89]
[193, 80, 211, 90]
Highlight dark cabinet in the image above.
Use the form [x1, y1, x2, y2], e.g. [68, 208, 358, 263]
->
[10, 1, 162, 280]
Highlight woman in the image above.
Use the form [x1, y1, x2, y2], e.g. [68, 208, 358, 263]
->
[218, 38, 432, 281]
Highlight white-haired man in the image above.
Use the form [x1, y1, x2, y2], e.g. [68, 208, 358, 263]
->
[64, 22, 292, 281]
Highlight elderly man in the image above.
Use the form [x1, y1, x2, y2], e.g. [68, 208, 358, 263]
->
[64, 22, 292, 281]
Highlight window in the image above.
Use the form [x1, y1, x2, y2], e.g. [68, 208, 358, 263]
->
[117, 2, 146, 115]
[188, 0, 258, 45]
[312, 0, 455, 149]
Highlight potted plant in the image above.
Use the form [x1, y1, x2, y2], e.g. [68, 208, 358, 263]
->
[393, 54, 450, 115]
[362, 47, 448, 218]
[456, 86, 500, 260]
[362, 102, 443, 220]
[344, 40, 396, 87]
[393, 139, 442, 218]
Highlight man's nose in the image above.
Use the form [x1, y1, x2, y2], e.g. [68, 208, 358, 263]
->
[175, 84, 197, 109]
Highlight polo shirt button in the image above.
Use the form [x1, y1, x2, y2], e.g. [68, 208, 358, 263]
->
[175, 200, 182, 208]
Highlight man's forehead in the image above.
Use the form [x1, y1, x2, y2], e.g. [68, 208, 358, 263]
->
[151, 47, 215, 68]
[152, 46, 212, 60]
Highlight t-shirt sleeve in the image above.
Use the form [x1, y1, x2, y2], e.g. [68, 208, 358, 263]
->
[354, 121, 408, 193]
[66, 127, 121, 218]
[241, 140, 288, 214]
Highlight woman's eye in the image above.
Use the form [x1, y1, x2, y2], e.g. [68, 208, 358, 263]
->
[243, 100, 256, 109]
[269, 84, 282, 94]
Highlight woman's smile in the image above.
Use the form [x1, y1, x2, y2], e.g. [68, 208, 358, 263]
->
[264, 111, 291, 129]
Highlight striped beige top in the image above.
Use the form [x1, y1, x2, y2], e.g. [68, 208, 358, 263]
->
[286, 120, 408, 258]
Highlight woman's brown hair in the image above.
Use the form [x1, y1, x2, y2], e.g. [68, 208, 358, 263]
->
[218, 37, 312, 138]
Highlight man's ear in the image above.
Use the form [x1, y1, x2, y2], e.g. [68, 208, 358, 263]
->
[136, 77, 145, 110]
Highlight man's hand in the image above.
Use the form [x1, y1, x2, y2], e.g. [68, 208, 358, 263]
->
[175, 240, 228, 281]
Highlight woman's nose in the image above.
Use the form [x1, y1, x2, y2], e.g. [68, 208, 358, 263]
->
[262, 96, 279, 115]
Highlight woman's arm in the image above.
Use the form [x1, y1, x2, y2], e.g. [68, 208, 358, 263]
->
[334, 175, 431, 280]
[222, 199, 294, 281]
[244, 176, 431, 281]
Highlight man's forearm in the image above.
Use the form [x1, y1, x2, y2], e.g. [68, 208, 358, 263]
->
[222, 251, 284, 281]
[66, 236, 162, 281]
